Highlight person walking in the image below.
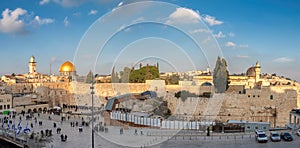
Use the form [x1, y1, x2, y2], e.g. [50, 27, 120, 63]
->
[134, 129, 138, 135]
[60, 134, 64, 141]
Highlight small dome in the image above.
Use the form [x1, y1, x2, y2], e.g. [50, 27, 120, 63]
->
[59, 61, 76, 72]
[255, 61, 260, 68]
[246, 67, 256, 77]
[30, 56, 35, 63]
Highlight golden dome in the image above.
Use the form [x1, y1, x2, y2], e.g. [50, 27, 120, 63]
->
[59, 61, 76, 72]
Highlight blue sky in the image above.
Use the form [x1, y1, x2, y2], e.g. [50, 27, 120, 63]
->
[0, 0, 299, 81]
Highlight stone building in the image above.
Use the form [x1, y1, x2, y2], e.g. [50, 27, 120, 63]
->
[193, 61, 284, 89]
[0, 87, 12, 111]
[0, 94, 12, 111]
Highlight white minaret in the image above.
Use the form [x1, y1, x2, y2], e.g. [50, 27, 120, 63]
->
[29, 56, 37, 74]
[255, 61, 261, 82]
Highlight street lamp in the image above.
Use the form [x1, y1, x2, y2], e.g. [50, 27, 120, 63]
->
[90, 77, 95, 148]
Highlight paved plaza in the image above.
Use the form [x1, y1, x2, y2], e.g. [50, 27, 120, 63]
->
[1, 113, 300, 148]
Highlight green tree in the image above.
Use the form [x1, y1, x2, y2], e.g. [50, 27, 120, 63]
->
[213, 57, 229, 93]
[120, 67, 131, 83]
[111, 66, 119, 83]
[85, 70, 94, 83]
[129, 65, 159, 83]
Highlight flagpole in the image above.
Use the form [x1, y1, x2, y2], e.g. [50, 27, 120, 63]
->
[14, 117, 16, 141]
[90, 77, 95, 148]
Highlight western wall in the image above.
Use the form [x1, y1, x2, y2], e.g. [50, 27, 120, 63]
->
[5, 80, 299, 127]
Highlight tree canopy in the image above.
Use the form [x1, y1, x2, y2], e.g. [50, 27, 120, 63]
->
[129, 65, 159, 83]
[116, 65, 159, 83]
[213, 57, 229, 93]
[85, 70, 94, 83]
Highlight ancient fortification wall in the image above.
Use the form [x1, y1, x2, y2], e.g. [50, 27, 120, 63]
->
[6, 81, 299, 127]
[163, 86, 297, 127]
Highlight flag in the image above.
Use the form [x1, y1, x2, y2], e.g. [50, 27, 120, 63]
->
[16, 122, 22, 135]
[23, 123, 30, 134]
[7, 121, 10, 130]
[12, 123, 15, 131]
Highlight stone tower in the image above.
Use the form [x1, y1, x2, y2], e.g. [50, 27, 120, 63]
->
[29, 56, 37, 74]
[255, 61, 261, 82]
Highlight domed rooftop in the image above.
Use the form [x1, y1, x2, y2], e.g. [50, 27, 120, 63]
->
[246, 67, 256, 77]
[29, 56, 36, 63]
[59, 61, 76, 72]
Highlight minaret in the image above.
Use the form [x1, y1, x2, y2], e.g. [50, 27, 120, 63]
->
[255, 61, 261, 82]
[29, 56, 37, 74]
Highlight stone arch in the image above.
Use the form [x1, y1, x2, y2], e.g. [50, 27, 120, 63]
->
[201, 82, 213, 86]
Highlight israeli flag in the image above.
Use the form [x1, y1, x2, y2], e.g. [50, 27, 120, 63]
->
[23, 123, 31, 134]
[16, 122, 22, 135]
[7, 121, 10, 130]
[12, 123, 15, 131]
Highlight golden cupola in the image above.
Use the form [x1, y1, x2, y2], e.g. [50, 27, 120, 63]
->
[59, 61, 76, 77]
[59, 61, 76, 72]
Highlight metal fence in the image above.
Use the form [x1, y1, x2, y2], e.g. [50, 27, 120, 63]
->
[110, 112, 215, 129]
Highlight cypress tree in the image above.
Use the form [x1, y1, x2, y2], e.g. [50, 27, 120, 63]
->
[213, 57, 229, 93]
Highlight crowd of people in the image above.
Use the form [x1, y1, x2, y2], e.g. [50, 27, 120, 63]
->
[0, 109, 92, 145]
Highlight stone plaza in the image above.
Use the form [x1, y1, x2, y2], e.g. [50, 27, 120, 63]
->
[1, 112, 300, 148]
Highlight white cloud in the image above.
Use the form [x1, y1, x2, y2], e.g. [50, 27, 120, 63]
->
[225, 41, 248, 48]
[203, 15, 223, 26]
[50, 56, 61, 63]
[124, 27, 131, 32]
[201, 36, 211, 44]
[166, 7, 201, 25]
[118, 24, 126, 31]
[132, 17, 144, 23]
[0, 8, 27, 33]
[273, 57, 294, 63]
[33, 16, 54, 25]
[118, 1, 124, 7]
[225, 41, 236, 47]
[228, 32, 235, 37]
[63, 16, 69, 27]
[237, 55, 249, 59]
[88, 9, 98, 15]
[73, 12, 81, 16]
[53, 0, 86, 7]
[190, 29, 212, 34]
[213, 31, 226, 38]
[40, 0, 50, 5]
[239, 44, 249, 48]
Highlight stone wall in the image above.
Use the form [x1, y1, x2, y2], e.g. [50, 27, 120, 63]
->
[163, 86, 297, 127]
[14, 104, 49, 113]
[4, 81, 300, 127]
